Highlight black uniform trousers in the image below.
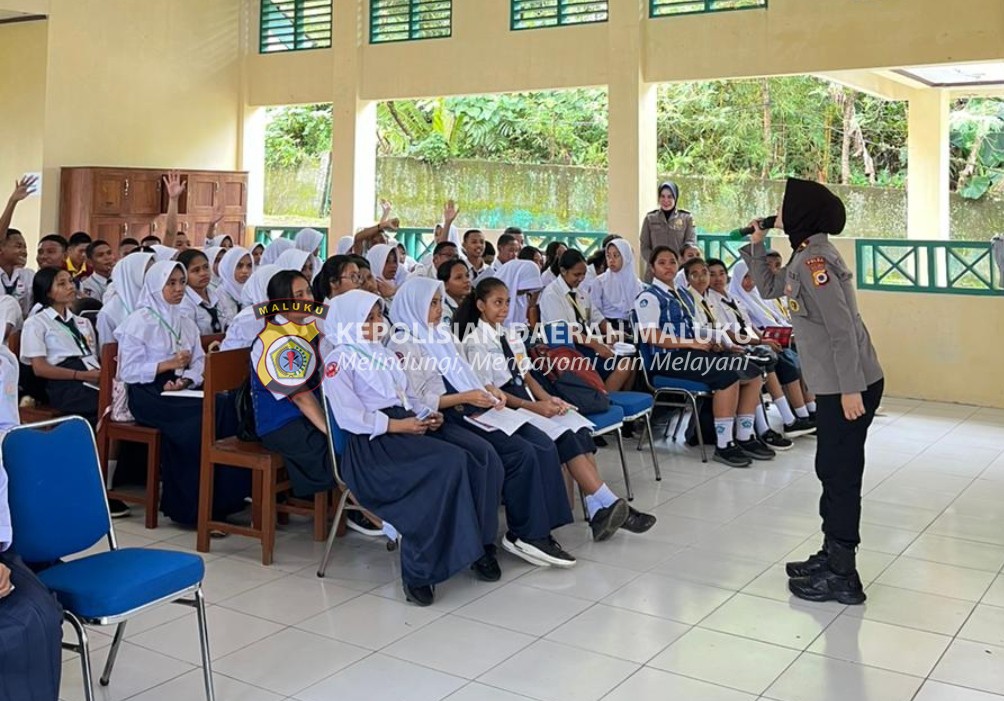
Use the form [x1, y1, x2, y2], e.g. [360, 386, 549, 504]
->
[813, 378, 884, 547]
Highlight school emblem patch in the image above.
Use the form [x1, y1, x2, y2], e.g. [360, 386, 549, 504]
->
[255, 318, 321, 398]
[324, 361, 339, 379]
[639, 299, 649, 308]
[805, 256, 829, 287]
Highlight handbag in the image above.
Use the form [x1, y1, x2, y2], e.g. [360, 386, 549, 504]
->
[233, 376, 258, 442]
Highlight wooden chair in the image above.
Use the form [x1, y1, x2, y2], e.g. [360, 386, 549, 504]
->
[8, 330, 63, 424]
[97, 344, 162, 529]
[197, 348, 330, 566]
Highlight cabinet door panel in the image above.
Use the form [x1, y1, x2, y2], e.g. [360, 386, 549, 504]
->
[127, 173, 162, 215]
[91, 217, 127, 246]
[187, 174, 219, 214]
[221, 176, 246, 213]
[93, 172, 127, 215]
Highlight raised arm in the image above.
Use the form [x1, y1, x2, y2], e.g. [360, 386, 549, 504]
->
[0, 176, 38, 243]
[204, 193, 226, 246]
[739, 222, 788, 300]
[162, 171, 186, 247]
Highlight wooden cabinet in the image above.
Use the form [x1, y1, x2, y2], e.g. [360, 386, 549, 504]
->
[60, 167, 248, 251]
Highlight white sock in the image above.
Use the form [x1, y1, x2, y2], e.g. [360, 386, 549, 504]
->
[755, 404, 770, 435]
[593, 483, 618, 508]
[714, 418, 734, 449]
[794, 405, 810, 419]
[774, 396, 796, 424]
[106, 459, 119, 489]
[382, 522, 399, 541]
[584, 493, 602, 519]
[806, 401, 817, 413]
[736, 414, 755, 441]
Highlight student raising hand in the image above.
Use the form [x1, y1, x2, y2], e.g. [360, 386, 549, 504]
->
[163, 170, 186, 200]
[10, 175, 38, 202]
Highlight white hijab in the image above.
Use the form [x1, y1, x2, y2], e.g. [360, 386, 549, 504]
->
[294, 228, 324, 257]
[218, 246, 250, 304]
[110, 252, 154, 315]
[150, 244, 177, 262]
[203, 246, 225, 286]
[206, 234, 233, 248]
[366, 244, 398, 283]
[598, 239, 643, 318]
[391, 278, 484, 392]
[262, 238, 293, 265]
[137, 261, 185, 327]
[728, 260, 788, 328]
[241, 264, 281, 308]
[250, 242, 265, 267]
[276, 248, 312, 280]
[324, 290, 407, 393]
[493, 259, 543, 328]
[336, 236, 355, 255]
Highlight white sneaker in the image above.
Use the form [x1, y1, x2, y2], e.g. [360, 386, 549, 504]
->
[502, 534, 576, 568]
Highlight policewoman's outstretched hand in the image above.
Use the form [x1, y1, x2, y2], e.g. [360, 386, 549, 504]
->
[748, 219, 768, 245]
[842, 392, 866, 421]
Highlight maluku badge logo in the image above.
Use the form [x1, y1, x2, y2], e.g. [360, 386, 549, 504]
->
[254, 309, 325, 398]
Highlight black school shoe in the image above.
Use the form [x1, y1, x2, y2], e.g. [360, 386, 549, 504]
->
[786, 540, 829, 578]
[403, 582, 435, 607]
[736, 437, 775, 461]
[713, 442, 752, 468]
[621, 507, 657, 534]
[784, 417, 816, 438]
[589, 499, 629, 542]
[759, 429, 793, 451]
[108, 499, 131, 519]
[471, 546, 502, 582]
[788, 541, 866, 605]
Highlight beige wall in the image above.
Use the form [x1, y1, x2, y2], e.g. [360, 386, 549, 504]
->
[0, 20, 46, 241]
[37, 0, 244, 234]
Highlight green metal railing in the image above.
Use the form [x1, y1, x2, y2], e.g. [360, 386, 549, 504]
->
[253, 226, 329, 255]
[259, 0, 332, 53]
[650, 0, 767, 18]
[370, 0, 452, 44]
[855, 239, 1004, 296]
[511, 0, 608, 31]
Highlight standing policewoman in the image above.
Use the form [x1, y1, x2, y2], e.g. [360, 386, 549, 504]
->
[741, 178, 884, 605]
[640, 181, 697, 281]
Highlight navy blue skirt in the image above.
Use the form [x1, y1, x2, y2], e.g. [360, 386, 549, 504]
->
[341, 407, 500, 587]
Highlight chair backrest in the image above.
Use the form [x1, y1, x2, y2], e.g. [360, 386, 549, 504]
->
[98, 343, 117, 420]
[543, 321, 574, 348]
[2, 417, 112, 562]
[322, 394, 348, 487]
[200, 333, 225, 352]
[202, 348, 250, 447]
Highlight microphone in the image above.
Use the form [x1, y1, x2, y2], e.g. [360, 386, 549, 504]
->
[728, 215, 777, 240]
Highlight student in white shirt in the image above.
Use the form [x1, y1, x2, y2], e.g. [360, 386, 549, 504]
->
[20, 268, 100, 425]
[203, 245, 225, 292]
[410, 241, 458, 281]
[178, 249, 231, 335]
[220, 264, 281, 351]
[322, 289, 504, 607]
[365, 243, 402, 302]
[97, 251, 154, 347]
[276, 248, 315, 282]
[312, 255, 362, 304]
[673, 242, 702, 289]
[294, 227, 325, 282]
[215, 246, 253, 321]
[492, 259, 544, 329]
[0, 230, 34, 319]
[540, 241, 567, 288]
[115, 261, 247, 525]
[80, 240, 114, 303]
[456, 276, 656, 539]
[0, 296, 21, 342]
[591, 239, 644, 328]
[462, 230, 491, 280]
[437, 258, 470, 330]
[250, 242, 265, 268]
[539, 250, 636, 392]
[260, 238, 293, 266]
[517, 245, 544, 271]
[494, 232, 521, 270]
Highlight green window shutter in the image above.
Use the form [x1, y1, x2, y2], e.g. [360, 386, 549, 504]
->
[259, 0, 332, 54]
[511, 1, 609, 31]
[650, 0, 767, 18]
[370, 0, 452, 44]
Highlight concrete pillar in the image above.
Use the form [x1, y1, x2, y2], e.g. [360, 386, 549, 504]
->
[606, 0, 657, 258]
[328, 0, 377, 256]
[240, 106, 267, 242]
[907, 90, 950, 239]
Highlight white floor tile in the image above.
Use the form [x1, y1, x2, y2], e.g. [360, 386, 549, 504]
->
[129, 605, 283, 665]
[876, 557, 996, 601]
[857, 523, 920, 556]
[383, 615, 535, 679]
[216, 572, 361, 624]
[903, 534, 1004, 572]
[763, 651, 923, 701]
[296, 654, 466, 701]
[844, 584, 976, 635]
[932, 639, 1004, 696]
[652, 547, 772, 591]
[199, 558, 289, 603]
[518, 559, 642, 602]
[444, 683, 538, 701]
[699, 594, 840, 650]
[545, 603, 690, 663]
[601, 666, 757, 701]
[454, 583, 592, 636]
[807, 615, 951, 677]
[983, 575, 1004, 607]
[601, 572, 734, 624]
[58, 642, 195, 701]
[295, 593, 442, 650]
[914, 680, 1004, 701]
[958, 604, 1004, 648]
[571, 534, 684, 570]
[648, 627, 798, 694]
[126, 669, 284, 701]
[478, 639, 638, 701]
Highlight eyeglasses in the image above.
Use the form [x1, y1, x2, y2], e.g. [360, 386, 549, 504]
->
[340, 273, 362, 284]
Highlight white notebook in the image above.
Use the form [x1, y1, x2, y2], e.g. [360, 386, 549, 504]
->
[160, 389, 204, 399]
[463, 407, 529, 436]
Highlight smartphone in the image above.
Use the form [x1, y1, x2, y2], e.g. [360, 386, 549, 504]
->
[415, 407, 433, 421]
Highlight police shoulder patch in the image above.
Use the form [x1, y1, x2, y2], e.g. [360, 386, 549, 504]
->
[805, 256, 829, 287]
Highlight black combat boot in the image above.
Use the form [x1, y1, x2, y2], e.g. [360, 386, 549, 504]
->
[785, 537, 829, 578]
[788, 539, 866, 605]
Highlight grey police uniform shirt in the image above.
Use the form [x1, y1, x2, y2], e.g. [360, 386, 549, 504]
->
[740, 236, 883, 396]
[640, 209, 697, 281]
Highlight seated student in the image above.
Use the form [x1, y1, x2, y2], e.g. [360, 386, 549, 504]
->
[0, 351, 64, 701]
[115, 261, 247, 526]
[705, 258, 815, 441]
[437, 258, 470, 328]
[312, 255, 362, 304]
[215, 246, 253, 320]
[140, 235, 161, 247]
[493, 232, 521, 271]
[518, 245, 544, 270]
[0, 230, 34, 320]
[392, 278, 585, 562]
[36, 234, 67, 271]
[540, 241, 567, 287]
[457, 276, 656, 538]
[97, 251, 154, 347]
[539, 250, 636, 393]
[150, 244, 177, 263]
[250, 242, 265, 268]
[203, 246, 226, 291]
[493, 258, 546, 330]
[410, 241, 458, 280]
[205, 234, 234, 249]
[482, 240, 496, 270]
[220, 264, 281, 351]
[462, 230, 491, 280]
[80, 239, 114, 302]
[172, 231, 191, 253]
[350, 254, 378, 295]
[19, 268, 100, 425]
[261, 238, 293, 266]
[276, 248, 315, 284]
[673, 242, 702, 289]
[634, 246, 770, 468]
[178, 249, 231, 334]
[294, 227, 325, 282]
[366, 243, 401, 302]
[118, 237, 140, 258]
[591, 239, 643, 331]
[251, 270, 335, 498]
[323, 290, 504, 606]
[395, 241, 418, 274]
[65, 231, 92, 286]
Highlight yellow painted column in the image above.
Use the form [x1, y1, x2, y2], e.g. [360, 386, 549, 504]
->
[606, 0, 657, 259]
[328, 0, 377, 256]
[907, 90, 950, 239]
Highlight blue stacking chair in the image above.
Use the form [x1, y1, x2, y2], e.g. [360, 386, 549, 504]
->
[637, 341, 712, 463]
[2, 417, 215, 701]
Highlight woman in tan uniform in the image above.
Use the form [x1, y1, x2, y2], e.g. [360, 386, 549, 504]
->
[640, 181, 697, 281]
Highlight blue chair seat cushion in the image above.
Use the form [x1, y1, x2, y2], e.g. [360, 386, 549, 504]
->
[38, 548, 205, 619]
[651, 376, 711, 394]
[584, 405, 625, 432]
[608, 391, 653, 418]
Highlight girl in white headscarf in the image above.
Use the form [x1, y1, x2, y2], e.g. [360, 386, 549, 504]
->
[294, 228, 325, 282]
[390, 277, 581, 567]
[321, 289, 502, 607]
[220, 264, 281, 351]
[203, 246, 226, 292]
[216, 246, 253, 320]
[250, 242, 265, 268]
[177, 249, 230, 335]
[205, 234, 233, 249]
[275, 248, 314, 281]
[591, 239, 644, 326]
[115, 261, 248, 525]
[335, 236, 355, 255]
[492, 259, 543, 329]
[729, 260, 790, 330]
[150, 244, 177, 263]
[366, 243, 401, 302]
[97, 251, 154, 347]
[261, 238, 293, 266]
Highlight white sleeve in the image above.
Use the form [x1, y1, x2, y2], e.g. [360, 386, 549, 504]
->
[116, 332, 160, 384]
[461, 336, 493, 385]
[322, 363, 390, 438]
[97, 306, 117, 348]
[538, 287, 568, 325]
[180, 323, 205, 387]
[19, 317, 48, 361]
[633, 291, 661, 330]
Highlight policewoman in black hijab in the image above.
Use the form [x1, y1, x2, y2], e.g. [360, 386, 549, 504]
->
[640, 181, 697, 281]
[740, 178, 884, 606]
